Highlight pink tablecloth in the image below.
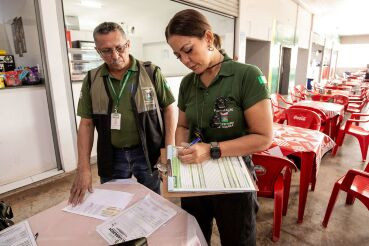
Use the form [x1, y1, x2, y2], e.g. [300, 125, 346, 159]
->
[27, 183, 207, 246]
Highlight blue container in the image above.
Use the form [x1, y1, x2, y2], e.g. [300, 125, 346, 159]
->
[307, 78, 313, 91]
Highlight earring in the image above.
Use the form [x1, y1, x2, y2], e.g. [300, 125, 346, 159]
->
[208, 45, 214, 51]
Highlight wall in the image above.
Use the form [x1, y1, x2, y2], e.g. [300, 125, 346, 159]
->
[0, 0, 42, 67]
[242, 0, 299, 42]
[0, 87, 57, 186]
[245, 39, 271, 77]
[295, 48, 309, 86]
[296, 6, 312, 49]
[336, 43, 369, 75]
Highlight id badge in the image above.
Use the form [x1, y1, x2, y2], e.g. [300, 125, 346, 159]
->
[111, 113, 121, 130]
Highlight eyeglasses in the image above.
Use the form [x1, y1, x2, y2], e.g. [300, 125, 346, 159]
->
[97, 41, 129, 57]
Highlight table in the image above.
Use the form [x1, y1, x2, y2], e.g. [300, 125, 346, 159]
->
[27, 182, 207, 246]
[265, 123, 335, 223]
[293, 100, 345, 140]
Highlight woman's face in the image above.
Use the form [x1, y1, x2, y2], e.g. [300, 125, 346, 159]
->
[167, 32, 212, 74]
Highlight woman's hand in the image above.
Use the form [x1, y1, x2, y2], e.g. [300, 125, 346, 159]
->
[177, 142, 211, 164]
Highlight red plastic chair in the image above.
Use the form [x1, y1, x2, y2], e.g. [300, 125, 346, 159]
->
[332, 94, 349, 112]
[285, 107, 322, 130]
[252, 153, 297, 242]
[322, 163, 369, 227]
[289, 105, 328, 134]
[332, 113, 369, 162]
[270, 93, 292, 124]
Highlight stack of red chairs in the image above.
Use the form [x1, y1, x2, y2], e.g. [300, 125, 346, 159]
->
[322, 163, 369, 227]
[252, 153, 297, 242]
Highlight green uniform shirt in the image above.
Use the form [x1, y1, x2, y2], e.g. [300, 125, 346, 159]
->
[177, 54, 269, 143]
[77, 55, 175, 148]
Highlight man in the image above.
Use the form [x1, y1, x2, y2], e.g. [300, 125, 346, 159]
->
[69, 22, 176, 205]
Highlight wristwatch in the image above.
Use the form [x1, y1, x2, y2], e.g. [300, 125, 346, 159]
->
[210, 142, 221, 159]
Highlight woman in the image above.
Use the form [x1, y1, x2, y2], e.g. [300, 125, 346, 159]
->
[165, 9, 273, 246]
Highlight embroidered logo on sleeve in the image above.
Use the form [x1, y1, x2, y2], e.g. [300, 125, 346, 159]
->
[257, 75, 267, 85]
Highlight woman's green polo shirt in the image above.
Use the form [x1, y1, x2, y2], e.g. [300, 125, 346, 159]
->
[77, 55, 175, 148]
[177, 54, 269, 143]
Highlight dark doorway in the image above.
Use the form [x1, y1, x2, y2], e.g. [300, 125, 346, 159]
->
[278, 47, 291, 95]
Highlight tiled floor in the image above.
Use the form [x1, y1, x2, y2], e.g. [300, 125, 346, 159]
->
[1, 133, 368, 245]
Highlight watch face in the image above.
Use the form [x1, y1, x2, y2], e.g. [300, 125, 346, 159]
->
[210, 143, 221, 159]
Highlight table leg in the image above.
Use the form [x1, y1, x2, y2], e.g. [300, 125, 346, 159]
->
[298, 152, 315, 223]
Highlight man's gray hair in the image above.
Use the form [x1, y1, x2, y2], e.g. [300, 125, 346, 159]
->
[93, 22, 126, 41]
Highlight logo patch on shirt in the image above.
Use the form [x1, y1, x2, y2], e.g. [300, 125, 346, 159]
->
[142, 87, 154, 103]
[257, 76, 267, 85]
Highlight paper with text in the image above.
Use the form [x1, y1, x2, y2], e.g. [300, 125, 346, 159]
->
[96, 195, 177, 244]
[62, 189, 134, 220]
[167, 145, 256, 192]
[0, 220, 37, 246]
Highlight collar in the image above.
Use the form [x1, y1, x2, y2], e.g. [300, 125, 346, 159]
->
[100, 54, 138, 78]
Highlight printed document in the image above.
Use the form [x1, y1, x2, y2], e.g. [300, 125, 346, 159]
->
[167, 145, 256, 192]
[0, 220, 37, 246]
[96, 195, 177, 244]
[63, 189, 133, 220]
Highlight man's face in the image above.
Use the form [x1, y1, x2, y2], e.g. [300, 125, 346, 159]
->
[95, 30, 130, 72]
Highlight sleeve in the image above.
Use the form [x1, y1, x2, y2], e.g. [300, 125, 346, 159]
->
[241, 65, 270, 110]
[153, 67, 175, 108]
[76, 75, 93, 118]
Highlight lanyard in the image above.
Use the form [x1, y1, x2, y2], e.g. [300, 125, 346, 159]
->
[107, 70, 132, 112]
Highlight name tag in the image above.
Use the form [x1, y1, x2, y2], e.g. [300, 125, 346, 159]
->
[111, 113, 121, 130]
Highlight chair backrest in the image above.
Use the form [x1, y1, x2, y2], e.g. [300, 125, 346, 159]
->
[290, 105, 328, 124]
[252, 154, 297, 196]
[332, 94, 349, 111]
[270, 94, 281, 113]
[311, 94, 321, 101]
[285, 107, 322, 130]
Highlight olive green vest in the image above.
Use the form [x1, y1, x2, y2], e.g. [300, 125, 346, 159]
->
[88, 61, 164, 177]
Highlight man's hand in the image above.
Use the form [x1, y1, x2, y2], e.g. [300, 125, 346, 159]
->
[68, 168, 93, 206]
[177, 142, 211, 164]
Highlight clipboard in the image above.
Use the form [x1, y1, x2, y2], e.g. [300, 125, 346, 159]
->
[159, 148, 257, 198]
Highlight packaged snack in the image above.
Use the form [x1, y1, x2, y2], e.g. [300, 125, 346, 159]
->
[4, 71, 21, 86]
[0, 72, 5, 88]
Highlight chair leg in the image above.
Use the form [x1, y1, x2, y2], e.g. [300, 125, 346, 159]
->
[273, 176, 284, 242]
[282, 168, 292, 216]
[345, 192, 356, 205]
[322, 182, 341, 228]
[332, 131, 346, 156]
[357, 137, 369, 162]
[311, 164, 317, 191]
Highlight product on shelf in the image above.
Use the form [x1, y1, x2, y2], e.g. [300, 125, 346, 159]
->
[4, 71, 21, 86]
[0, 72, 5, 88]
[0, 55, 15, 72]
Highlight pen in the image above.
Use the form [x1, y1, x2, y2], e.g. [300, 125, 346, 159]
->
[186, 137, 201, 148]
[34, 232, 39, 240]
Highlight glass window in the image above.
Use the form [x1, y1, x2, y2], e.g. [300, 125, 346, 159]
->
[62, 0, 235, 78]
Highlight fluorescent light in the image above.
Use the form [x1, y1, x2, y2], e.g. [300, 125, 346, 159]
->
[80, 0, 102, 8]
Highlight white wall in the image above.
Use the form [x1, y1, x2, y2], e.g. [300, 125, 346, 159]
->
[242, 0, 299, 41]
[0, 87, 57, 185]
[336, 43, 369, 75]
[296, 6, 312, 49]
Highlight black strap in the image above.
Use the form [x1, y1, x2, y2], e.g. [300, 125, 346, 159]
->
[142, 61, 164, 135]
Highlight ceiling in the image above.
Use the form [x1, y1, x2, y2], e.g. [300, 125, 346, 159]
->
[300, 0, 369, 36]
